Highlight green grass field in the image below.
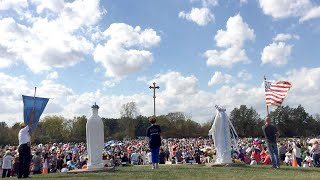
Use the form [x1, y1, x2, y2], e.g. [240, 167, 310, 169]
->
[30, 164, 320, 180]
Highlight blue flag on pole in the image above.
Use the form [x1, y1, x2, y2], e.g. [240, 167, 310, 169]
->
[22, 95, 49, 130]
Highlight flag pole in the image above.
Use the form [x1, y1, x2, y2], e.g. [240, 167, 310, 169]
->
[33, 87, 37, 108]
[32, 87, 37, 124]
[264, 75, 270, 116]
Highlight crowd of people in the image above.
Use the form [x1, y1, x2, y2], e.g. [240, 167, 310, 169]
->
[1, 116, 320, 177]
[1, 136, 320, 177]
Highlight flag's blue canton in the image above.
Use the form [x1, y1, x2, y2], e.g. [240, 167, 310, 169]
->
[265, 81, 271, 92]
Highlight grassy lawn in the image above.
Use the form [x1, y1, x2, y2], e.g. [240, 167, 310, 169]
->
[30, 164, 320, 180]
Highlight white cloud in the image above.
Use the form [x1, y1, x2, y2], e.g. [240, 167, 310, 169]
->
[275, 67, 320, 114]
[179, 7, 214, 26]
[0, 45, 16, 68]
[204, 14, 255, 67]
[153, 71, 199, 96]
[237, 69, 252, 81]
[259, 0, 320, 22]
[300, 6, 320, 22]
[57, 0, 103, 32]
[103, 78, 121, 88]
[261, 42, 293, 66]
[190, 0, 218, 7]
[39, 71, 279, 123]
[258, 0, 312, 19]
[31, 0, 65, 14]
[136, 76, 148, 83]
[58, 68, 320, 124]
[138, 71, 216, 121]
[273, 33, 300, 41]
[201, 0, 219, 7]
[63, 89, 141, 121]
[215, 15, 255, 48]
[0, 0, 102, 73]
[205, 46, 249, 67]
[0, 0, 28, 11]
[35, 80, 73, 116]
[240, 0, 248, 5]
[46, 71, 59, 80]
[38, 80, 73, 98]
[0, 17, 94, 73]
[93, 23, 161, 78]
[2, 68, 320, 125]
[0, 72, 264, 125]
[0, 73, 29, 98]
[208, 72, 232, 86]
[0, 73, 69, 125]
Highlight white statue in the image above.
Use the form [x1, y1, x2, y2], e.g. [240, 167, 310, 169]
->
[209, 105, 238, 164]
[86, 103, 104, 169]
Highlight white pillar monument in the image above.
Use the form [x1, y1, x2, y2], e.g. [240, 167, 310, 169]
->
[86, 103, 104, 169]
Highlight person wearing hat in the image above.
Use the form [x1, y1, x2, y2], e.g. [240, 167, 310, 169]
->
[18, 108, 34, 178]
[146, 116, 162, 169]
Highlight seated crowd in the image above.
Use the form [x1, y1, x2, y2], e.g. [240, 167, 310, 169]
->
[0, 137, 319, 177]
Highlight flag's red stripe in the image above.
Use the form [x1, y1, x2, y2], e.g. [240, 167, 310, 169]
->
[274, 81, 292, 85]
[266, 96, 284, 102]
[267, 88, 290, 93]
[266, 92, 287, 98]
[267, 102, 281, 106]
[265, 81, 291, 106]
[266, 100, 282, 105]
[271, 85, 291, 88]
[266, 98, 283, 104]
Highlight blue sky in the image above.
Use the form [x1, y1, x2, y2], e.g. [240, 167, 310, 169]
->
[1, 0, 320, 126]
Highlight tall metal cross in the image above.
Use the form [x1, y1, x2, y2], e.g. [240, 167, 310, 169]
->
[149, 82, 160, 116]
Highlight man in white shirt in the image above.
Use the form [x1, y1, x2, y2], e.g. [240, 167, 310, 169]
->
[18, 108, 34, 179]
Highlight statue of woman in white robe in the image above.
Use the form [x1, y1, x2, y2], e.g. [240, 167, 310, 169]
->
[209, 106, 232, 164]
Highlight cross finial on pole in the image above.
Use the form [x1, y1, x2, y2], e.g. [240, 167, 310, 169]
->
[149, 82, 159, 116]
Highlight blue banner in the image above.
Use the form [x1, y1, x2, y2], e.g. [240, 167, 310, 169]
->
[22, 95, 49, 130]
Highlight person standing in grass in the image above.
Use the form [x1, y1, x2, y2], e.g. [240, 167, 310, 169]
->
[18, 108, 34, 178]
[311, 141, 320, 167]
[262, 116, 280, 169]
[146, 116, 162, 169]
[2, 150, 13, 178]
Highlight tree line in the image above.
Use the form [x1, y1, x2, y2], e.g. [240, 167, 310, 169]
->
[0, 103, 319, 146]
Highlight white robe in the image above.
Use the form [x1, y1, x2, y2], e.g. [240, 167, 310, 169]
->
[209, 106, 232, 164]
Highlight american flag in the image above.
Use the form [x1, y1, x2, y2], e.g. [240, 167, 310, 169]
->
[264, 81, 292, 106]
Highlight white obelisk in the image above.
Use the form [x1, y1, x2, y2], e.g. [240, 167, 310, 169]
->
[86, 103, 104, 169]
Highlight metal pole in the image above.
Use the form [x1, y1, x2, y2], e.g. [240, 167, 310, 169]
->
[149, 82, 159, 116]
[153, 89, 156, 116]
[264, 75, 270, 115]
[33, 87, 37, 108]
